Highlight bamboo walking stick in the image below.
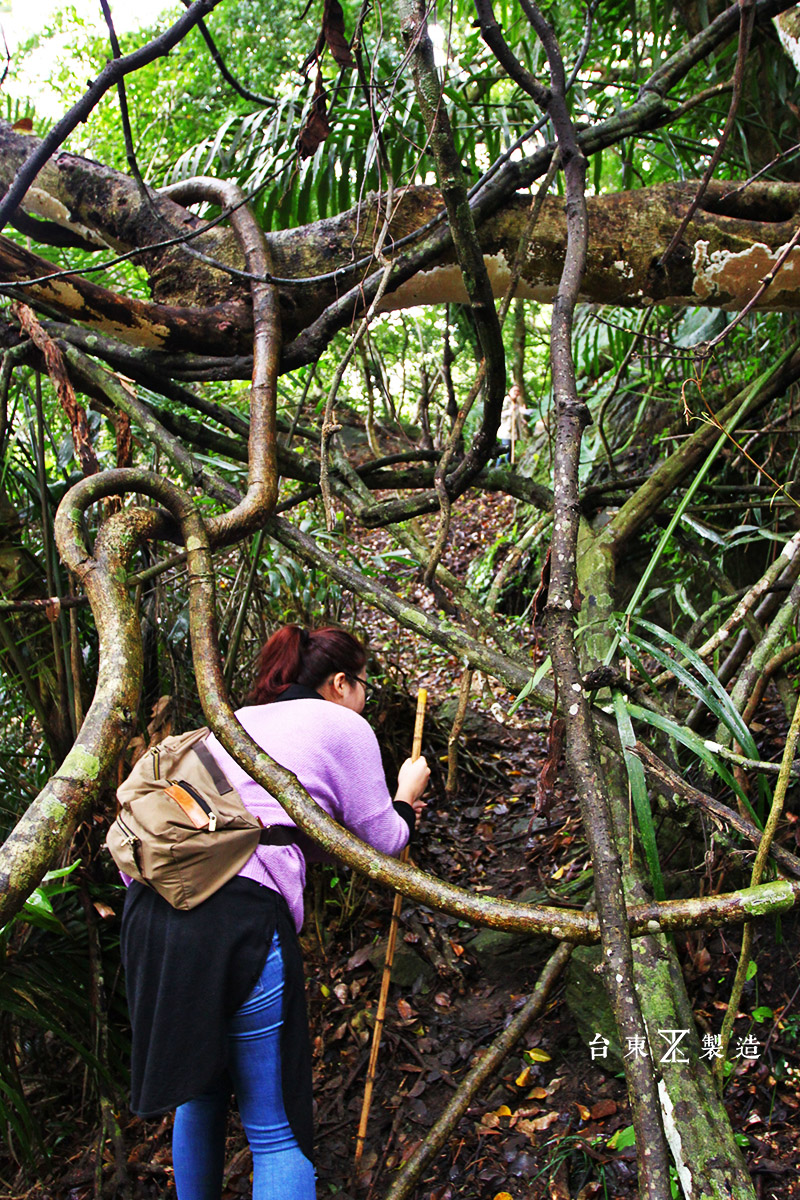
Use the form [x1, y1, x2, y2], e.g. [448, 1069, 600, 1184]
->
[354, 688, 427, 1173]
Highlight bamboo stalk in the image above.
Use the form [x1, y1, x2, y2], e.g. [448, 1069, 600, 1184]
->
[354, 688, 427, 1174]
[411, 690, 426, 761]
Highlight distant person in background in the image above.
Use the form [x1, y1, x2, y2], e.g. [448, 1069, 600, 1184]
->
[496, 383, 530, 466]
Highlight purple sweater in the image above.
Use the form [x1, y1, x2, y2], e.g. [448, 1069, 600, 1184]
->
[203, 699, 410, 931]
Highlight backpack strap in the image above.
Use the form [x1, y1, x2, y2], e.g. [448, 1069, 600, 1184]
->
[259, 826, 303, 846]
[190, 736, 304, 849]
[191, 739, 235, 795]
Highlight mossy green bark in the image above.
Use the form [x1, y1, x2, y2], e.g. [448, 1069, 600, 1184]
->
[0, 506, 149, 924]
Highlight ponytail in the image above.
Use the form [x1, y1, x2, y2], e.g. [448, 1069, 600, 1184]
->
[247, 625, 366, 704]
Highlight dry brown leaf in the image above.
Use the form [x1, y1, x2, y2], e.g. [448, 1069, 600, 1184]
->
[529, 1110, 560, 1132]
[346, 944, 373, 971]
[115, 410, 132, 469]
[692, 946, 712, 974]
[532, 546, 551, 623]
[399, 1139, 423, 1163]
[321, 0, 355, 67]
[147, 695, 173, 743]
[515, 1104, 542, 1118]
[590, 1099, 617, 1119]
[297, 70, 331, 159]
[127, 735, 147, 766]
[14, 303, 99, 476]
[514, 1117, 539, 1137]
[396, 997, 416, 1020]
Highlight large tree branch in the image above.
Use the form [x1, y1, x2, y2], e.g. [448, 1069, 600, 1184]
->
[161, 177, 280, 541]
[4, 172, 800, 366]
[0, 234, 249, 354]
[0, 0, 797, 367]
[0, 0, 226, 236]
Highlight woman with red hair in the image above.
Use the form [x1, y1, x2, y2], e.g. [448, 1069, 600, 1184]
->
[122, 625, 429, 1200]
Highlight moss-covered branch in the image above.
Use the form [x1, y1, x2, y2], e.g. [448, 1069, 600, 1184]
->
[0, 499, 156, 921]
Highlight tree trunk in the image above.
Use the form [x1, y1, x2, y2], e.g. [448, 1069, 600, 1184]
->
[579, 527, 757, 1198]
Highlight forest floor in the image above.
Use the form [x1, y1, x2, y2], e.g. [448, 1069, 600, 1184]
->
[5, 494, 800, 1199]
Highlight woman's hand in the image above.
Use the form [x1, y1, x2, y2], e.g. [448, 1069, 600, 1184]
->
[395, 755, 430, 816]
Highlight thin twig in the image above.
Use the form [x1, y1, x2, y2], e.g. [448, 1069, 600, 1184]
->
[319, 186, 396, 530]
[446, 669, 473, 797]
[479, 0, 673, 1190]
[99, 0, 146, 188]
[637, 740, 800, 879]
[741, 641, 800, 725]
[0, 0, 226, 234]
[715, 690, 800, 1086]
[384, 937, 576, 1200]
[652, 528, 800, 684]
[354, 690, 427, 1174]
[423, 149, 559, 585]
[659, 0, 755, 266]
[596, 307, 655, 475]
[178, 0, 277, 106]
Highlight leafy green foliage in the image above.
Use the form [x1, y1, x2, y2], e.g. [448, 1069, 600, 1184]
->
[5, 0, 800, 1183]
[613, 689, 664, 899]
[0, 865, 126, 1168]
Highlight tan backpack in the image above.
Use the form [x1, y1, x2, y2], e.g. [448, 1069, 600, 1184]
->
[106, 727, 301, 910]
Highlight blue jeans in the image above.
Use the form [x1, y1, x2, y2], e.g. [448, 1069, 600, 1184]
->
[172, 933, 316, 1200]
